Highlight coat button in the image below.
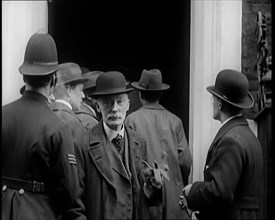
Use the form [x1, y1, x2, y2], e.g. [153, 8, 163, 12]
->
[2, 185, 7, 192]
[19, 189, 24, 195]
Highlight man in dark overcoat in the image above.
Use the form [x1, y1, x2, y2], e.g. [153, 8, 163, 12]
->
[74, 70, 103, 129]
[49, 62, 90, 219]
[2, 32, 79, 220]
[72, 71, 169, 220]
[181, 69, 264, 220]
[50, 62, 88, 138]
[125, 69, 192, 220]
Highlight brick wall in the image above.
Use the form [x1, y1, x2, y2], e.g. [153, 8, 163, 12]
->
[242, 0, 272, 118]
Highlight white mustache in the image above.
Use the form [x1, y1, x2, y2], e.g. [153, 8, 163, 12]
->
[107, 114, 121, 120]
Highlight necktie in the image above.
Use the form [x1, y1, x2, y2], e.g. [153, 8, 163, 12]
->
[112, 134, 123, 153]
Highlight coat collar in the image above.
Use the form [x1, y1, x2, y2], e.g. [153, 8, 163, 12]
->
[74, 103, 99, 121]
[22, 91, 49, 106]
[209, 116, 248, 150]
[79, 103, 97, 117]
[50, 101, 75, 115]
[88, 121, 142, 190]
[140, 103, 166, 110]
[55, 99, 72, 110]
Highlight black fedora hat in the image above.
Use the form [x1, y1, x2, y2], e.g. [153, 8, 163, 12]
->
[206, 69, 254, 109]
[82, 71, 103, 90]
[19, 31, 59, 75]
[92, 71, 133, 98]
[56, 62, 88, 86]
[132, 69, 170, 91]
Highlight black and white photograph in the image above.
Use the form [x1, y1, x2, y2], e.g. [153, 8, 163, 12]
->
[2, 0, 272, 219]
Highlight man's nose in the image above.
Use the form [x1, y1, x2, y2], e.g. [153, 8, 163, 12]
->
[81, 91, 85, 99]
[111, 100, 119, 111]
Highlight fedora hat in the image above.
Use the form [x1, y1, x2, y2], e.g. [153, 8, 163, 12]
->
[132, 69, 170, 91]
[83, 71, 103, 90]
[56, 62, 88, 86]
[19, 31, 59, 75]
[92, 71, 133, 98]
[206, 69, 254, 109]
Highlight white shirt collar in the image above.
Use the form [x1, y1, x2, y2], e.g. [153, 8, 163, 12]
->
[103, 121, 125, 142]
[222, 113, 242, 126]
[55, 99, 72, 110]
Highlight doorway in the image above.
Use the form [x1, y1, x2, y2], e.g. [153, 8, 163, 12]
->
[48, 0, 190, 139]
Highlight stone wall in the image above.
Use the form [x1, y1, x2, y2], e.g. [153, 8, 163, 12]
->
[242, 0, 272, 118]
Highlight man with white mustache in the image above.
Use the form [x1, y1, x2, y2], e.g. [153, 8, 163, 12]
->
[71, 71, 169, 220]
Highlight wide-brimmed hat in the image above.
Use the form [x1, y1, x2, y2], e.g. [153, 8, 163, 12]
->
[131, 69, 170, 91]
[92, 71, 133, 98]
[56, 62, 88, 86]
[19, 31, 59, 75]
[83, 71, 103, 90]
[206, 69, 254, 109]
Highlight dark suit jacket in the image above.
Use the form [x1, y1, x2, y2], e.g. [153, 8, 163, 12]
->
[186, 116, 264, 220]
[71, 121, 161, 220]
[2, 91, 78, 220]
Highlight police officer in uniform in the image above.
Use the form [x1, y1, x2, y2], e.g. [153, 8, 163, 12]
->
[2, 32, 79, 220]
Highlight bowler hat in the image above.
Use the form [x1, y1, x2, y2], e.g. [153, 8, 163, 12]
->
[92, 71, 133, 98]
[56, 62, 88, 86]
[83, 71, 103, 90]
[206, 69, 254, 109]
[132, 69, 170, 91]
[19, 31, 59, 75]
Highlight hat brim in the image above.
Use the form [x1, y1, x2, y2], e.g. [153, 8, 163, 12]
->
[131, 82, 170, 91]
[206, 86, 254, 109]
[91, 88, 133, 99]
[19, 63, 59, 75]
[57, 77, 88, 86]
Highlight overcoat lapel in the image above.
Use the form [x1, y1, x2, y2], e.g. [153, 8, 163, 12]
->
[125, 127, 141, 193]
[88, 122, 116, 189]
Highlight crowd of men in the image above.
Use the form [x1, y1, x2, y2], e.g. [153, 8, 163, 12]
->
[2, 32, 264, 220]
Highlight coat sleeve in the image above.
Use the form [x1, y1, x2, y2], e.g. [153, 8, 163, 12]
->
[62, 126, 89, 220]
[186, 135, 245, 211]
[177, 120, 192, 185]
[48, 123, 79, 214]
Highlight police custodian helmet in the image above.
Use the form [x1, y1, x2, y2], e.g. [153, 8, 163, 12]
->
[19, 30, 59, 76]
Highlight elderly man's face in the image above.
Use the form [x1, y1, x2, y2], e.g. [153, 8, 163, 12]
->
[97, 93, 130, 131]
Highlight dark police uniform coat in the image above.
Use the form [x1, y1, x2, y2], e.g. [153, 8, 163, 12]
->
[72, 121, 161, 220]
[125, 103, 192, 219]
[186, 116, 264, 220]
[2, 91, 78, 220]
[74, 103, 99, 129]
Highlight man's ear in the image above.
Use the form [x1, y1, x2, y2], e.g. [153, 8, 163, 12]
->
[126, 98, 130, 111]
[218, 99, 223, 110]
[50, 74, 57, 88]
[96, 102, 101, 113]
[66, 85, 74, 97]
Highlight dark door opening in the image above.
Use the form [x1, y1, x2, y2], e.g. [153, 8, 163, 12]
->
[48, 0, 190, 139]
